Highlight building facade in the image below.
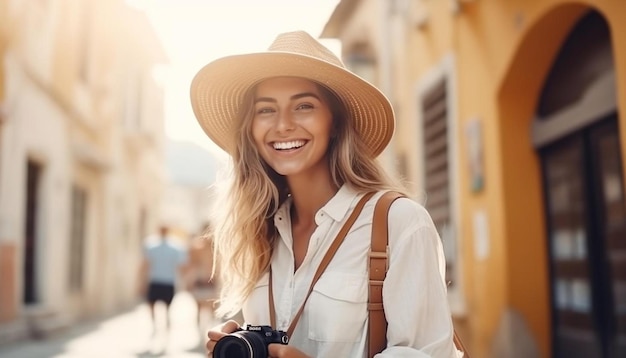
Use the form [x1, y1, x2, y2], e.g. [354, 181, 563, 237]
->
[0, 0, 167, 343]
[323, 0, 626, 357]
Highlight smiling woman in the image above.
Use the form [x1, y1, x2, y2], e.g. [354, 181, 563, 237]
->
[189, 30, 463, 358]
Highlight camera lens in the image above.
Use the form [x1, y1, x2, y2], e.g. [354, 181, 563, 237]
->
[213, 331, 268, 358]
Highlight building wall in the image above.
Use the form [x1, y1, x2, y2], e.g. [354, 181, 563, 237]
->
[323, 0, 626, 357]
[0, 0, 7, 102]
[421, 1, 626, 356]
[0, 0, 8, 323]
[418, 1, 626, 357]
[0, 0, 167, 343]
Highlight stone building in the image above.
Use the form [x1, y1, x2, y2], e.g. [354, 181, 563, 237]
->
[0, 0, 168, 343]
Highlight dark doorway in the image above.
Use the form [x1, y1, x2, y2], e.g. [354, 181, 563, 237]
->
[542, 116, 626, 357]
[536, 10, 625, 358]
[24, 159, 42, 304]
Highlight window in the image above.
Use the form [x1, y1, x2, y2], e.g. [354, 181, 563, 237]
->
[346, 44, 377, 85]
[416, 56, 464, 313]
[69, 185, 87, 292]
[421, 79, 456, 286]
[24, 160, 43, 304]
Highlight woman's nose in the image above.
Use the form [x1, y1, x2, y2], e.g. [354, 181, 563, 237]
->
[275, 111, 296, 133]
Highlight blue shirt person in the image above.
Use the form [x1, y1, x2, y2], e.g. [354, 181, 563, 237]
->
[140, 225, 188, 332]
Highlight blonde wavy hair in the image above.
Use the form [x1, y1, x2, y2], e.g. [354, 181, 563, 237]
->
[210, 80, 406, 318]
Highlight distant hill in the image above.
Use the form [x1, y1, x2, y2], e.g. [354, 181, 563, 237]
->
[165, 139, 218, 186]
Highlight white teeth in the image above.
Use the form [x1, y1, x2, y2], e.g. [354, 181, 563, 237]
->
[273, 140, 305, 150]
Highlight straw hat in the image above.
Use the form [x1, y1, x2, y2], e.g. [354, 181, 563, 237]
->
[190, 31, 394, 157]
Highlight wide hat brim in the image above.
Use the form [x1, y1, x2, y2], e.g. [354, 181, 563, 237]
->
[190, 51, 395, 157]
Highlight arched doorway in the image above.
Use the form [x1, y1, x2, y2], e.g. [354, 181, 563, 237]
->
[535, 11, 626, 358]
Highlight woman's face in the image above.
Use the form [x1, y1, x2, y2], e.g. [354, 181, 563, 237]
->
[251, 77, 334, 178]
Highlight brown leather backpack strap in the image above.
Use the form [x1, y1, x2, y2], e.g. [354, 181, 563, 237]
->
[269, 191, 376, 338]
[369, 191, 405, 357]
[454, 330, 470, 357]
[368, 191, 470, 358]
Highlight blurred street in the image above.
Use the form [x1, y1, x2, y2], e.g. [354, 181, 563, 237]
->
[2, 1, 626, 357]
[0, 292, 213, 358]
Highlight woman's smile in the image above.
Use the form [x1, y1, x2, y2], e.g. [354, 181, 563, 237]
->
[271, 139, 308, 151]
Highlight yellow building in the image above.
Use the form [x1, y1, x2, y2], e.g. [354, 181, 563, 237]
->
[0, 0, 6, 105]
[323, 0, 626, 357]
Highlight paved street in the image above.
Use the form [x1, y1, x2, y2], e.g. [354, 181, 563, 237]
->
[0, 292, 216, 358]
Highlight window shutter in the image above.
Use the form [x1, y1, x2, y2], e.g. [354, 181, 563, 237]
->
[422, 80, 454, 285]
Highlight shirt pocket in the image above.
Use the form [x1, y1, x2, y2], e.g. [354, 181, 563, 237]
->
[242, 272, 270, 325]
[307, 272, 368, 342]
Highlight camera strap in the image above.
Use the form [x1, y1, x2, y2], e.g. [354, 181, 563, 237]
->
[268, 191, 376, 339]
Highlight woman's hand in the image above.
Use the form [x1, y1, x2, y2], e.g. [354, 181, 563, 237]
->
[205, 320, 240, 356]
[268, 343, 310, 358]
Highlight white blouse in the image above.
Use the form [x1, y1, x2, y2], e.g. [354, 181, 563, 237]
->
[242, 185, 461, 357]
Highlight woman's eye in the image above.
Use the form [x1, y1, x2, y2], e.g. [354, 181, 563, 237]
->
[256, 107, 275, 115]
[296, 103, 314, 111]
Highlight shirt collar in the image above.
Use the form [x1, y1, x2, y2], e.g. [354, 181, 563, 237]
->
[274, 184, 360, 225]
[317, 184, 359, 224]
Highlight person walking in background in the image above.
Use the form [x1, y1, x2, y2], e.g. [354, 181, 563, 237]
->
[190, 31, 462, 357]
[187, 224, 220, 329]
[140, 225, 188, 334]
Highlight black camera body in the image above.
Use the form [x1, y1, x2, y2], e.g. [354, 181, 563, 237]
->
[213, 325, 289, 358]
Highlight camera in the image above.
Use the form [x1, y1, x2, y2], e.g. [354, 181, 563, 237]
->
[212, 324, 289, 358]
